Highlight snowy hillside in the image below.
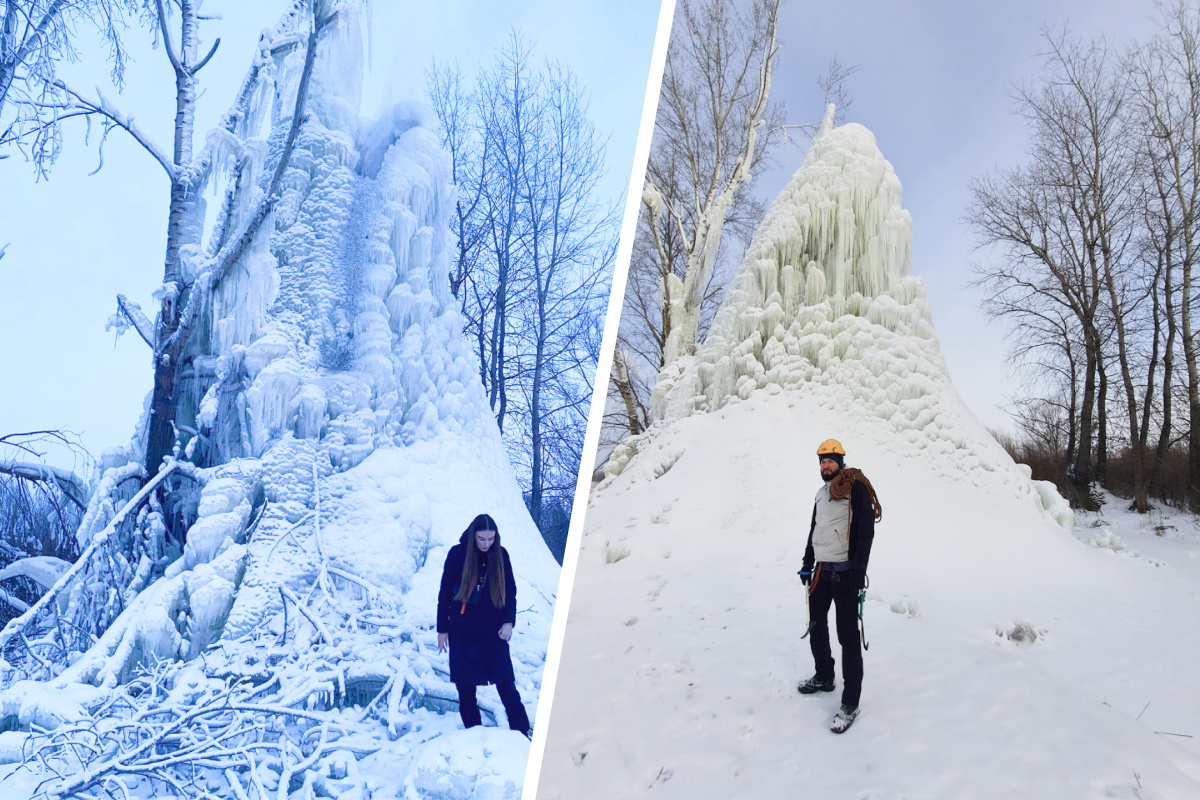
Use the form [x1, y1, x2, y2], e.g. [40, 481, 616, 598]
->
[0, 5, 556, 799]
[535, 115, 1200, 798]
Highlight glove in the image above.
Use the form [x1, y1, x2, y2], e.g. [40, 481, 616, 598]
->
[798, 567, 813, 586]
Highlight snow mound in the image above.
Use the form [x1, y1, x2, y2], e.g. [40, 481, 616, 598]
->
[401, 727, 529, 800]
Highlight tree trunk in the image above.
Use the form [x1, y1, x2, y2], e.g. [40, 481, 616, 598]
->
[1066, 339, 1079, 472]
[145, 0, 199, 476]
[1074, 339, 1097, 491]
[613, 348, 645, 436]
[1102, 251, 1149, 513]
[1096, 353, 1108, 484]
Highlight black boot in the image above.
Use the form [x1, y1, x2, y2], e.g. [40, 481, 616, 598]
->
[830, 704, 859, 733]
[797, 676, 835, 694]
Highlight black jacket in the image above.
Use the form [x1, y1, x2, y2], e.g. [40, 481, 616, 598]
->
[436, 531, 517, 638]
[802, 479, 875, 576]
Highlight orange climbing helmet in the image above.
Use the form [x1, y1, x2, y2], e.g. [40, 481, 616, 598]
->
[816, 439, 846, 457]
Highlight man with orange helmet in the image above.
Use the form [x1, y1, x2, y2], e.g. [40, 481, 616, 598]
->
[797, 438, 881, 734]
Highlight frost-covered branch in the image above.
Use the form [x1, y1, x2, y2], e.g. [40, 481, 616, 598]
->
[191, 36, 221, 73]
[279, 586, 333, 646]
[109, 294, 155, 349]
[0, 0, 152, 175]
[47, 80, 176, 179]
[152, 0, 183, 76]
[0, 460, 88, 510]
[0, 460, 177, 655]
[21, 660, 346, 800]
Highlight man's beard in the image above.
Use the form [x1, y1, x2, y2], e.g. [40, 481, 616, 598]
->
[821, 469, 838, 483]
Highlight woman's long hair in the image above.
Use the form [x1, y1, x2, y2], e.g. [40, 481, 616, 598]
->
[456, 513, 506, 608]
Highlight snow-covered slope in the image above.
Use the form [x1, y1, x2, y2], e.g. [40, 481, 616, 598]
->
[535, 115, 1200, 798]
[0, 6, 555, 799]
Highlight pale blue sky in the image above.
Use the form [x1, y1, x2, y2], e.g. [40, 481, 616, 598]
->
[758, 0, 1160, 433]
[0, 0, 662, 472]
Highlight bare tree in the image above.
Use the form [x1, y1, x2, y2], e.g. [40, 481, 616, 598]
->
[429, 33, 617, 545]
[790, 55, 860, 138]
[969, 19, 1200, 513]
[0, 0, 151, 173]
[818, 56, 859, 126]
[611, 0, 783, 439]
[427, 61, 489, 304]
[1130, 0, 1200, 510]
[969, 31, 1145, 505]
[517, 64, 616, 529]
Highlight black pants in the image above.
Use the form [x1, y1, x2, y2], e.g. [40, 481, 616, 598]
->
[808, 567, 863, 708]
[455, 680, 531, 733]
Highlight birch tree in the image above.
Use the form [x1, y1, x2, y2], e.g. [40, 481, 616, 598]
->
[4, 0, 341, 481]
[611, 0, 782, 437]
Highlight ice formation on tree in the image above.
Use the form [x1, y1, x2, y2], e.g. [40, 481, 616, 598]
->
[0, 4, 555, 798]
[610, 114, 1065, 522]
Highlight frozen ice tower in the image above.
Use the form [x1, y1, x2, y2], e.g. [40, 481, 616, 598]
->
[630, 112, 1034, 498]
[652, 112, 920, 419]
[43, 3, 557, 688]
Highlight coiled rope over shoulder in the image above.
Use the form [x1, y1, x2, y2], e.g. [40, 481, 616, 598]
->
[828, 467, 883, 522]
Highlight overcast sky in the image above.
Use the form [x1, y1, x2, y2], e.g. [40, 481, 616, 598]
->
[756, 0, 1162, 434]
[0, 0, 1173, 476]
[0, 0, 661, 473]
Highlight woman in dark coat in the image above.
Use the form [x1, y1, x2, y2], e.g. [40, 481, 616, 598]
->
[436, 513, 531, 736]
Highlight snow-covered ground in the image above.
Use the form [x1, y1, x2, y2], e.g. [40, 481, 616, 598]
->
[539, 397, 1200, 799]
[534, 114, 1200, 799]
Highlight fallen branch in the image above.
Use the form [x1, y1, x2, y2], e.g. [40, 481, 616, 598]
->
[114, 294, 155, 349]
[279, 585, 333, 646]
[0, 460, 179, 655]
[0, 461, 89, 511]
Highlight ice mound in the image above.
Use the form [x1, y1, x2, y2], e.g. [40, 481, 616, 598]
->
[615, 119, 1040, 506]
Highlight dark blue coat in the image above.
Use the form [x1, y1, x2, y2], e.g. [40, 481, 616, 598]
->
[436, 530, 518, 686]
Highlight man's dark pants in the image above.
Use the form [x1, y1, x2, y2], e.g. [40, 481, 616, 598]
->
[808, 566, 863, 709]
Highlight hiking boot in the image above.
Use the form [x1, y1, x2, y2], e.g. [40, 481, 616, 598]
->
[797, 676, 835, 694]
[830, 704, 859, 733]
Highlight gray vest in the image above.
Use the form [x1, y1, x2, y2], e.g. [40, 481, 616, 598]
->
[812, 483, 851, 563]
